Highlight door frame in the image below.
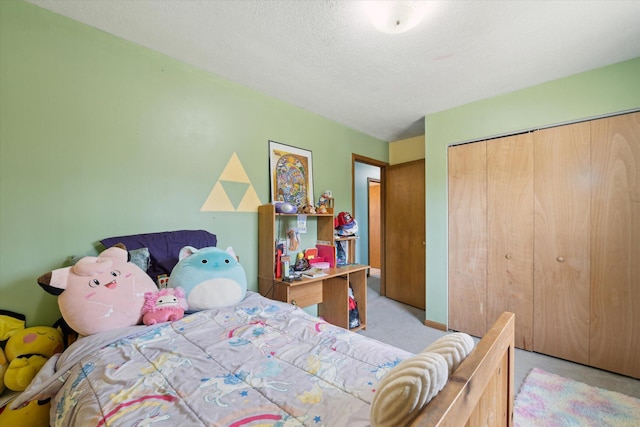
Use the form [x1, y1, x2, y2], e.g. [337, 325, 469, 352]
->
[367, 178, 381, 270]
[352, 154, 388, 295]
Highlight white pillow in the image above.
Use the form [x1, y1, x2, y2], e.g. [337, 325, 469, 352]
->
[370, 332, 475, 427]
[423, 332, 475, 375]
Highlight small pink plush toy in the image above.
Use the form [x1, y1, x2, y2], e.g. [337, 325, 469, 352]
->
[141, 287, 188, 326]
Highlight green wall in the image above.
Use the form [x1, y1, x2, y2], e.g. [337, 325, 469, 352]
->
[424, 57, 640, 325]
[0, 1, 388, 326]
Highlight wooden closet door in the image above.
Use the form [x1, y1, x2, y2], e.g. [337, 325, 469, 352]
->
[590, 112, 640, 378]
[448, 142, 487, 337]
[385, 160, 425, 309]
[533, 122, 591, 364]
[487, 134, 534, 350]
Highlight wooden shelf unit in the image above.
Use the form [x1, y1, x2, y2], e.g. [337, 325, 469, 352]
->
[335, 235, 357, 264]
[258, 203, 368, 330]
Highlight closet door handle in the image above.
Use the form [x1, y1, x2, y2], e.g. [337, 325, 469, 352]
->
[556, 256, 565, 263]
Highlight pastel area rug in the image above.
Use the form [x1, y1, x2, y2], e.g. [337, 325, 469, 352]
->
[514, 368, 640, 426]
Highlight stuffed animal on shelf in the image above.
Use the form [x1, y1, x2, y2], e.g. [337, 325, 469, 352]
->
[37, 244, 158, 336]
[168, 246, 247, 311]
[3, 326, 63, 392]
[141, 287, 188, 325]
[300, 204, 316, 214]
[317, 190, 334, 213]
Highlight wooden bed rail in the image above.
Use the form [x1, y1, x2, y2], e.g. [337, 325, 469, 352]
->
[410, 311, 515, 426]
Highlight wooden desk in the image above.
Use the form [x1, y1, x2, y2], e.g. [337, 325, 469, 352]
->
[258, 264, 368, 331]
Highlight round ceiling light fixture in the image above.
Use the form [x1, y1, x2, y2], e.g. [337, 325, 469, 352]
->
[368, 1, 428, 34]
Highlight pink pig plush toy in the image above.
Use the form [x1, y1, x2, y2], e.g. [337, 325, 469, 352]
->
[141, 287, 188, 325]
[37, 244, 158, 336]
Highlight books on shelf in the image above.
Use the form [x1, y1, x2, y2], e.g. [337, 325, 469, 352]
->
[301, 268, 328, 279]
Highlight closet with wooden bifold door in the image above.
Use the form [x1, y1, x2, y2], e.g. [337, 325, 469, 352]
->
[449, 133, 534, 350]
[532, 121, 591, 365]
[448, 111, 639, 378]
[448, 141, 488, 339]
[589, 112, 640, 378]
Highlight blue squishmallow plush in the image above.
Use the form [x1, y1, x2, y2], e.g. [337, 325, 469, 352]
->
[168, 246, 247, 311]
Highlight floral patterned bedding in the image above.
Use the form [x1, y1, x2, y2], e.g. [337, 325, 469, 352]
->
[15, 292, 411, 426]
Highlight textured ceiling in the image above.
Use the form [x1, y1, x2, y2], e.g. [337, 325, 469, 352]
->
[27, 0, 640, 141]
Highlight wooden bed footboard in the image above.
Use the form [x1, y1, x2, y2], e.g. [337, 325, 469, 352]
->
[410, 312, 515, 426]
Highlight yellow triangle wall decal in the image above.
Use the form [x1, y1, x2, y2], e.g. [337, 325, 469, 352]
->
[236, 185, 262, 212]
[200, 181, 235, 212]
[220, 152, 250, 183]
[200, 152, 262, 212]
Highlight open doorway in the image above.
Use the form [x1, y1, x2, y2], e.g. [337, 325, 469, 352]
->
[352, 154, 387, 294]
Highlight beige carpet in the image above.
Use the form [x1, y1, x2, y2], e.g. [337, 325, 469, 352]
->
[359, 272, 640, 398]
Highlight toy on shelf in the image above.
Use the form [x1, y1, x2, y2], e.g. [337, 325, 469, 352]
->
[317, 190, 334, 214]
[299, 204, 316, 214]
[293, 252, 310, 272]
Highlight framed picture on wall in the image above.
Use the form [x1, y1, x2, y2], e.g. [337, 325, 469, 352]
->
[269, 140, 314, 208]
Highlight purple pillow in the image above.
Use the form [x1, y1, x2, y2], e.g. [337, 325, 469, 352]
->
[101, 230, 217, 283]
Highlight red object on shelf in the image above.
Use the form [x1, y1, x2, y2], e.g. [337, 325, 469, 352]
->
[275, 249, 282, 278]
[315, 244, 336, 268]
[304, 248, 319, 260]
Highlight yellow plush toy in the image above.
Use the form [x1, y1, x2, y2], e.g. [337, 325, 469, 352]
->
[0, 348, 7, 394]
[0, 398, 51, 427]
[4, 326, 63, 392]
[0, 311, 62, 427]
[0, 310, 26, 394]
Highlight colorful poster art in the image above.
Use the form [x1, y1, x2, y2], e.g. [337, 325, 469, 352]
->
[269, 141, 314, 208]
